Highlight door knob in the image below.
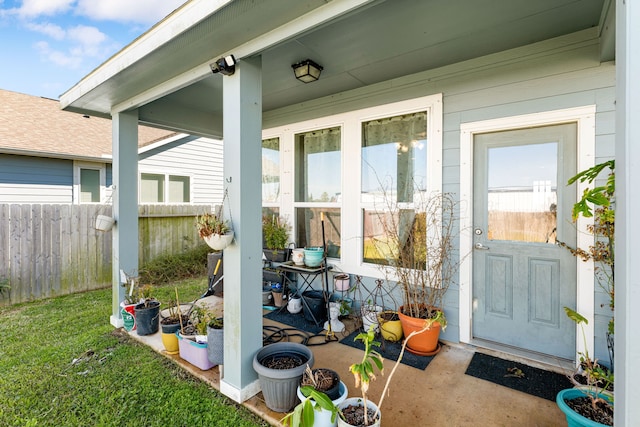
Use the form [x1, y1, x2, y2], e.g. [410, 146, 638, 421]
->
[474, 243, 490, 250]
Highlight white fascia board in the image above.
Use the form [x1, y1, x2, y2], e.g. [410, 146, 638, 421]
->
[0, 148, 110, 163]
[110, 0, 377, 114]
[60, 0, 234, 110]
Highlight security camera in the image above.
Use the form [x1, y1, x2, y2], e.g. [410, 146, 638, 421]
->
[210, 55, 236, 76]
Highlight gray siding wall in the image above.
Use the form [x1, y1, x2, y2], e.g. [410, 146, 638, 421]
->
[264, 28, 614, 361]
[0, 154, 73, 203]
[139, 135, 224, 205]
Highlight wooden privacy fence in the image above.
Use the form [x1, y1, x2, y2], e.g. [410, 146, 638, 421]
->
[0, 204, 211, 306]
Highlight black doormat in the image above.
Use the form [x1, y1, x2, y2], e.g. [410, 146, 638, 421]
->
[464, 352, 572, 401]
[263, 309, 325, 334]
[339, 329, 436, 371]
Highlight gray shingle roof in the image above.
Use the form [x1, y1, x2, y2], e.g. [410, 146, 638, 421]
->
[0, 89, 176, 160]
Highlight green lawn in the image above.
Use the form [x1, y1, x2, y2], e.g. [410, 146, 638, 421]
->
[0, 278, 268, 427]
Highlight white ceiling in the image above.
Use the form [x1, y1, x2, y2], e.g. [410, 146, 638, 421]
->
[61, 0, 608, 136]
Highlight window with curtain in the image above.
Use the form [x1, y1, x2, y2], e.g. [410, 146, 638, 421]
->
[361, 111, 428, 265]
[294, 127, 341, 254]
[262, 137, 280, 204]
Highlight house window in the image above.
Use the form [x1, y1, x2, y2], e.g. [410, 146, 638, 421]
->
[294, 127, 341, 252]
[262, 93, 442, 277]
[168, 175, 190, 203]
[262, 137, 280, 218]
[361, 112, 428, 265]
[73, 162, 106, 204]
[80, 168, 101, 203]
[140, 173, 191, 203]
[140, 173, 165, 203]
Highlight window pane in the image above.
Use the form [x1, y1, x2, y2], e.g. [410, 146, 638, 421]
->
[295, 208, 341, 257]
[80, 168, 100, 203]
[487, 142, 557, 243]
[262, 207, 279, 218]
[361, 112, 427, 204]
[140, 173, 164, 203]
[363, 208, 424, 266]
[262, 137, 280, 203]
[295, 127, 341, 202]
[361, 112, 427, 264]
[168, 175, 190, 203]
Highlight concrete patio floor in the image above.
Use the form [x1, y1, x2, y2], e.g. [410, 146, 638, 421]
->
[129, 296, 568, 426]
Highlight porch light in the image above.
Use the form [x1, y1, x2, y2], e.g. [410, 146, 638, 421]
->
[292, 59, 323, 83]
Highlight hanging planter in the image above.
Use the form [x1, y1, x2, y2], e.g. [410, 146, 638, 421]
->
[95, 214, 115, 232]
[196, 190, 235, 251]
[203, 231, 234, 251]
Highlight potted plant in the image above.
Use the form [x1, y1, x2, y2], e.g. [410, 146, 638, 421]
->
[263, 215, 292, 262]
[196, 212, 233, 251]
[376, 310, 402, 343]
[252, 341, 315, 412]
[556, 308, 613, 426]
[206, 315, 224, 366]
[177, 302, 216, 370]
[371, 191, 460, 355]
[340, 319, 439, 427]
[133, 284, 161, 336]
[120, 275, 140, 332]
[160, 289, 189, 354]
[282, 365, 348, 427]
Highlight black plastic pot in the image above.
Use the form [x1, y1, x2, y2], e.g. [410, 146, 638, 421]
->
[302, 290, 327, 324]
[134, 301, 161, 335]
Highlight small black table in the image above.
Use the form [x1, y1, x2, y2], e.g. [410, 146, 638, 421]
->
[276, 262, 332, 326]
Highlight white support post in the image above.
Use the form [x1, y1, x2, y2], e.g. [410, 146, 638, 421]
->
[109, 110, 139, 328]
[218, 56, 264, 402]
[615, 0, 640, 424]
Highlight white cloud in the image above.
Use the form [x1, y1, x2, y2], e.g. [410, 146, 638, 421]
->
[76, 0, 186, 25]
[33, 23, 114, 71]
[26, 21, 65, 39]
[34, 40, 81, 68]
[17, 0, 74, 18]
[66, 25, 108, 57]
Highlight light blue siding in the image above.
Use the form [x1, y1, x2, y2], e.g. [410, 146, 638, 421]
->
[0, 154, 73, 203]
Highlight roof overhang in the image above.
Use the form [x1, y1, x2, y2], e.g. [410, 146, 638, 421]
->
[60, 0, 612, 138]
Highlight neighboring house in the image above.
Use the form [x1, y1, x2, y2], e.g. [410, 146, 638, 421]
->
[0, 89, 223, 205]
[59, 1, 639, 421]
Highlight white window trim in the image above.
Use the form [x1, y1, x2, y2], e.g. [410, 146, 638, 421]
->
[263, 94, 443, 278]
[139, 169, 193, 204]
[73, 161, 106, 204]
[459, 105, 596, 364]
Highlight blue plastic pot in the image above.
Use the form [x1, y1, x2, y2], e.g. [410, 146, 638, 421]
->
[556, 388, 613, 427]
[303, 247, 324, 267]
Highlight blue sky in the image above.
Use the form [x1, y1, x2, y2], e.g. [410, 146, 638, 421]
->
[0, 0, 186, 100]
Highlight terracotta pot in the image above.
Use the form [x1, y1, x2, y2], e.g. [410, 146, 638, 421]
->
[397, 306, 442, 355]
